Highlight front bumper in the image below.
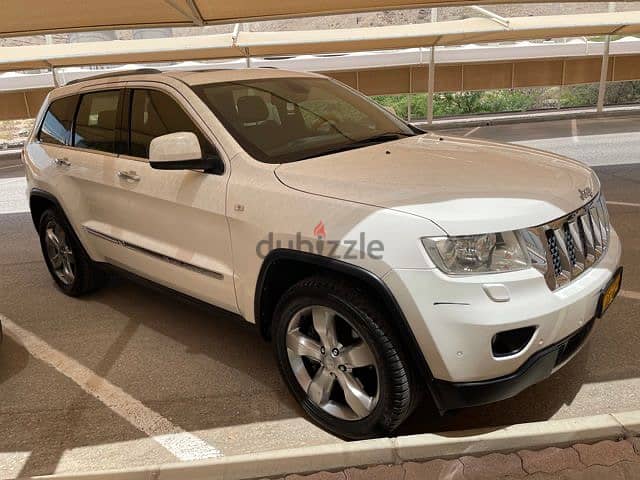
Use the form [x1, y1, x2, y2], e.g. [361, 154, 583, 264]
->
[383, 228, 622, 410]
[431, 317, 595, 410]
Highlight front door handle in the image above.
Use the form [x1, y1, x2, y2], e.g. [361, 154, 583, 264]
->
[54, 157, 71, 167]
[117, 170, 141, 182]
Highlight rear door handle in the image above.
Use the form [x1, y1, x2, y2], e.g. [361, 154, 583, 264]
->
[54, 157, 71, 167]
[117, 170, 141, 182]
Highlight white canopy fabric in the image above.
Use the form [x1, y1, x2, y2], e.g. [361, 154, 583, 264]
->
[239, 11, 640, 56]
[1, 0, 605, 38]
[1, 11, 640, 73]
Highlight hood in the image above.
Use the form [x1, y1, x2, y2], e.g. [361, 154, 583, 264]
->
[275, 133, 600, 236]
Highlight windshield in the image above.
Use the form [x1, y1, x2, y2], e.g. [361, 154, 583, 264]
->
[192, 77, 415, 164]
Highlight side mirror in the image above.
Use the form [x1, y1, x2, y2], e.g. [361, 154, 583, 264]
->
[149, 132, 221, 172]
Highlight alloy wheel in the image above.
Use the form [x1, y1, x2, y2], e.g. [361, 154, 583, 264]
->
[44, 219, 75, 286]
[285, 305, 380, 421]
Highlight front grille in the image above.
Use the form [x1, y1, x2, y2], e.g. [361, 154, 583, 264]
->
[526, 195, 610, 290]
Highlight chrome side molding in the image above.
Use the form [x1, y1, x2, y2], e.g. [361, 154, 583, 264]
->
[84, 226, 223, 280]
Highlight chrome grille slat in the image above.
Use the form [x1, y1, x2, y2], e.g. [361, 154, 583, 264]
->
[566, 221, 585, 276]
[595, 202, 609, 248]
[589, 207, 604, 255]
[552, 228, 573, 287]
[528, 195, 610, 291]
[579, 213, 597, 266]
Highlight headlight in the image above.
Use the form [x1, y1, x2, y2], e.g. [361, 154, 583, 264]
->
[422, 231, 530, 275]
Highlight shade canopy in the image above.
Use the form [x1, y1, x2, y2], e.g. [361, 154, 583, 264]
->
[240, 11, 640, 56]
[1, 0, 614, 38]
[1, 11, 640, 73]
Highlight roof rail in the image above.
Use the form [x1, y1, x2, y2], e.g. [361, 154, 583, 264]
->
[66, 68, 163, 85]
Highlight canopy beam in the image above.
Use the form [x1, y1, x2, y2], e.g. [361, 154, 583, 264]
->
[163, 0, 204, 26]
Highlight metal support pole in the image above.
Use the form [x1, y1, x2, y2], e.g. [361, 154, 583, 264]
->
[50, 66, 60, 87]
[427, 8, 438, 125]
[233, 23, 252, 67]
[597, 37, 610, 112]
[232, 23, 241, 45]
[597, 3, 616, 112]
[23, 92, 31, 118]
[427, 47, 435, 124]
[470, 6, 510, 28]
[407, 67, 413, 122]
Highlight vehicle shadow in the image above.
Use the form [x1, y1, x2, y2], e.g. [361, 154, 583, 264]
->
[0, 332, 30, 386]
[85, 269, 640, 438]
[4, 265, 637, 478]
[87, 273, 304, 431]
[399, 343, 590, 435]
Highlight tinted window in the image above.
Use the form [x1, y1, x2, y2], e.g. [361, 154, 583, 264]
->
[129, 89, 214, 159]
[74, 90, 121, 153]
[39, 96, 78, 145]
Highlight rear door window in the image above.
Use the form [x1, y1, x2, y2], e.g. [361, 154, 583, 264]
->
[38, 96, 78, 146]
[73, 90, 121, 153]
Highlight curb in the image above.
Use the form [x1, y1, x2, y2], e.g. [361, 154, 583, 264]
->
[35, 410, 640, 480]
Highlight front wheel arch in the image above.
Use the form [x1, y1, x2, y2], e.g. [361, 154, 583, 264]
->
[254, 250, 436, 393]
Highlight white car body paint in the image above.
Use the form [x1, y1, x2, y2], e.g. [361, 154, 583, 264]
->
[24, 68, 622, 401]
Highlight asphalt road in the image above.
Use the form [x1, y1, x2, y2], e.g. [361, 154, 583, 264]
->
[1, 116, 639, 478]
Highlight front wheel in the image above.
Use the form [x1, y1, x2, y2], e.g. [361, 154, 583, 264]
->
[273, 276, 416, 439]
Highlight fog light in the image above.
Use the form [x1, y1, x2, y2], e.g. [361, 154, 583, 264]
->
[492, 326, 536, 358]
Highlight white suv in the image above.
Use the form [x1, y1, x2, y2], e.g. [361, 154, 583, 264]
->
[24, 68, 622, 439]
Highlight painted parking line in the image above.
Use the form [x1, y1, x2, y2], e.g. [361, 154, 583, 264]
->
[620, 290, 640, 301]
[463, 126, 482, 137]
[571, 119, 579, 144]
[607, 201, 640, 208]
[0, 314, 223, 462]
[0, 164, 22, 170]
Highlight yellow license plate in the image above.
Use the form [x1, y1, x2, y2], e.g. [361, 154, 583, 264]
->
[598, 268, 623, 317]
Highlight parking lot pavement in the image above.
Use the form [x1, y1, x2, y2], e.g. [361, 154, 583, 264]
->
[443, 114, 640, 167]
[1, 122, 639, 478]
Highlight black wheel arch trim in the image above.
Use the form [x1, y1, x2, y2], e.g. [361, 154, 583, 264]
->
[254, 248, 445, 410]
[29, 189, 83, 248]
[29, 188, 65, 228]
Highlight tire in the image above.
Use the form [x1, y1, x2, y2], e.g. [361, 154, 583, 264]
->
[273, 275, 417, 439]
[38, 207, 106, 296]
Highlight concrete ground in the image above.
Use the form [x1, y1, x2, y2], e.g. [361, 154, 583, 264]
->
[0, 115, 639, 478]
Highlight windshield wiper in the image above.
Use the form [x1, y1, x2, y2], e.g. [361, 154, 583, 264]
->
[300, 132, 414, 160]
[359, 132, 416, 142]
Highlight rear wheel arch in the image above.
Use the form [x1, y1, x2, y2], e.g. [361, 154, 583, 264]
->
[254, 250, 434, 387]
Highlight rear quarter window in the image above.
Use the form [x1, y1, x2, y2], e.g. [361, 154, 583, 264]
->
[38, 96, 78, 146]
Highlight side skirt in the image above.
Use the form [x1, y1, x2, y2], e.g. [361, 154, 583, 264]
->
[96, 262, 248, 328]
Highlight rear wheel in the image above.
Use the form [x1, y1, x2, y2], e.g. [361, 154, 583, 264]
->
[38, 208, 106, 296]
[273, 276, 416, 439]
